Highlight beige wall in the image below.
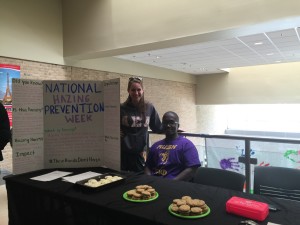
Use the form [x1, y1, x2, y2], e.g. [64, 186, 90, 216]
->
[197, 62, 300, 104]
[0, 0, 64, 65]
[196, 62, 300, 136]
[0, 0, 196, 84]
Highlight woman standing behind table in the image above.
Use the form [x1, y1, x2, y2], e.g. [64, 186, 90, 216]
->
[121, 77, 162, 172]
[0, 102, 11, 161]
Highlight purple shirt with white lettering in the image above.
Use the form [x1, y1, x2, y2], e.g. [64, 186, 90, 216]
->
[146, 136, 201, 179]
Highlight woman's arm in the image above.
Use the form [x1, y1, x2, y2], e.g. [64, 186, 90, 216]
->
[148, 104, 163, 133]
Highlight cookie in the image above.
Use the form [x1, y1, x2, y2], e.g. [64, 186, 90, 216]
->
[178, 204, 190, 216]
[132, 192, 141, 200]
[142, 191, 151, 200]
[170, 204, 179, 213]
[201, 204, 209, 213]
[193, 199, 205, 207]
[181, 196, 192, 201]
[176, 200, 187, 206]
[135, 185, 145, 189]
[126, 190, 136, 199]
[173, 199, 181, 204]
[136, 188, 145, 194]
[147, 188, 156, 197]
[190, 207, 202, 215]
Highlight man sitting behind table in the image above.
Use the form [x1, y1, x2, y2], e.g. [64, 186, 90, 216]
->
[145, 111, 201, 181]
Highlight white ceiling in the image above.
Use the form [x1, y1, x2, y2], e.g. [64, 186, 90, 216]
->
[115, 27, 300, 75]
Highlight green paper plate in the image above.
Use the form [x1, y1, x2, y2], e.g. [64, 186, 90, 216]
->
[123, 191, 159, 202]
[168, 204, 210, 219]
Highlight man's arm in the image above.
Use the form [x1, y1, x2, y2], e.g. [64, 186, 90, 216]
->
[173, 167, 197, 181]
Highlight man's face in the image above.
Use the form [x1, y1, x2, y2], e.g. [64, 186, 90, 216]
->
[162, 113, 179, 136]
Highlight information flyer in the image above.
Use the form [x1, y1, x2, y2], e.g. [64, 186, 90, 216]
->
[12, 78, 120, 174]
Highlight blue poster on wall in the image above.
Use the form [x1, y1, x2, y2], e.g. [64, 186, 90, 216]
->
[0, 64, 20, 126]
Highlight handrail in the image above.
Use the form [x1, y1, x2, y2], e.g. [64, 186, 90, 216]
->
[148, 131, 300, 193]
[150, 131, 300, 143]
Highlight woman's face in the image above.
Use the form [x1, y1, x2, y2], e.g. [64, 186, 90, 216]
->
[128, 82, 144, 104]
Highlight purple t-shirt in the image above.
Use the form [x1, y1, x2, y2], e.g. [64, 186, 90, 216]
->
[146, 136, 201, 179]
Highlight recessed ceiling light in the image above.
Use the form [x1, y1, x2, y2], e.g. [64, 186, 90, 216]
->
[266, 53, 274, 56]
[254, 42, 263, 45]
[156, 56, 160, 59]
[275, 60, 281, 63]
[220, 68, 230, 72]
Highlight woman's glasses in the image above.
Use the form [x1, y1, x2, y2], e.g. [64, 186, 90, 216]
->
[129, 77, 143, 81]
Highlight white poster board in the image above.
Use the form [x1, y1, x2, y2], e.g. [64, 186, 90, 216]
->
[103, 79, 120, 169]
[12, 78, 120, 174]
[12, 79, 44, 174]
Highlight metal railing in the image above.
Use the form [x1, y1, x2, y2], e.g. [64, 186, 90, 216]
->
[149, 132, 300, 193]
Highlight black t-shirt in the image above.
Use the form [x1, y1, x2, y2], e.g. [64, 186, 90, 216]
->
[0, 102, 11, 151]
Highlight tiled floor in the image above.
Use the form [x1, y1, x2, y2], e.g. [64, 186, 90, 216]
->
[0, 169, 11, 225]
[0, 185, 8, 225]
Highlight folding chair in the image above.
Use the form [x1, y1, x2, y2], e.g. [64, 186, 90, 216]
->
[254, 166, 300, 201]
[193, 167, 245, 191]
